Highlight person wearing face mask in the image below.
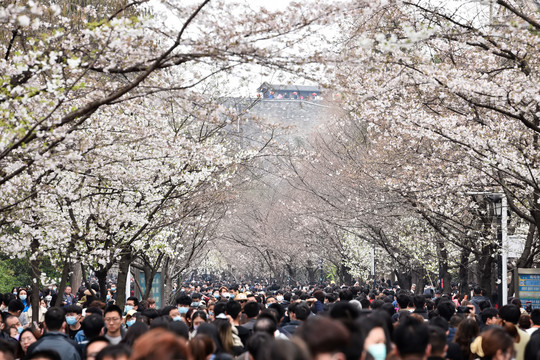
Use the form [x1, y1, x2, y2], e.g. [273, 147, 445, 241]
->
[17, 289, 31, 314]
[125, 297, 139, 314]
[219, 287, 230, 300]
[25, 298, 48, 324]
[27, 307, 82, 360]
[176, 294, 192, 320]
[124, 309, 137, 328]
[109, 284, 117, 301]
[190, 293, 202, 309]
[4, 315, 24, 340]
[64, 305, 83, 340]
[189, 311, 207, 339]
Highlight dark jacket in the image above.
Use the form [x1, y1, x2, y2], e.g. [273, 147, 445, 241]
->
[27, 331, 82, 360]
[470, 296, 491, 314]
[281, 320, 302, 335]
[412, 308, 429, 320]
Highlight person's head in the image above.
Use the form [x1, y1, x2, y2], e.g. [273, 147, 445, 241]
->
[481, 308, 500, 326]
[43, 307, 65, 332]
[87, 306, 104, 317]
[454, 318, 479, 357]
[312, 290, 325, 303]
[190, 334, 216, 360]
[104, 305, 123, 335]
[254, 312, 277, 337]
[413, 295, 426, 309]
[7, 300, 24, 316]
[161, 306, 180, 321]
[397, 294, 411, 310]
[266, 296, 277, 305]
[361, 317, 389, 360]
[130, 328, 190, 360]
[393, 315, 430, 360]
[258, 338, 311, 360]
[4, 315, 21, 336]
[169, 320, 190, 341]
[531, 308, 540, 326]
[82, 314, 105, 340]
[436, 301, 456, 322]
[291, 303, 310, 321]
[267, 303, 285, 322]
[470, 327, 514, 360]
[19, 327, 40, 354]
[525, 331, 540, 360]
[141, 309, 159, 323]
[214, 317, 235, 353]
[499, 304, 520, 325]
[64, 286, 72, 295]
[17, 289, 28, 303]
[244, 301, 261, 319]
[86, 337, 110, 360]
[64, 304, 82, 327]
[126, 297, 139, 312]
[191, 311, 207, 331]
[176, 295, 192, 316]
[225, 300, 242, 320]
[96, 343, 131, 360]
[296, 316, 350, 360]
[26, 350, 61, 360]
[0, 339, 15, 360]
[339, 289, 354, 302]
[428, 326, 447, 358]
[519, 314, 532, 330]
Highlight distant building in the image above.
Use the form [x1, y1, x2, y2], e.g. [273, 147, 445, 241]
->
[257, 83, 322, 100]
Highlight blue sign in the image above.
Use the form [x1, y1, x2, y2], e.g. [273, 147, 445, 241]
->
[139, 272, 162, 309]
[517, 272, 540, 309]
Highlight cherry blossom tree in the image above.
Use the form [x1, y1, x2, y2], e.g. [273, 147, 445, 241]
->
[324, 0, 540, 293]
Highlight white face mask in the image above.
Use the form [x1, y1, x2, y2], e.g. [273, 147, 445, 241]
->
[276, 296, 284, 302]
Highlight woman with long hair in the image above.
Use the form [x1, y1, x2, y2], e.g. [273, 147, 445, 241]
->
[471, 327, 514, 360]
[19, 327, 40, 356]
[189, 311, 208, 338]
[454, 318, 479, 360]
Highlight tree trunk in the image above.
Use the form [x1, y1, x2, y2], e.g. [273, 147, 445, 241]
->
[143, 267, 156, 300]
[30, 239, 40, 323]
[71, 261, 82, 295]
[458, 248, 469, 296]
[162, 256, 175, 306]
[116, 252, 132, 310]
[55, 257, 71, 308]
[95, 269, 108, 301]
[509, 223, 536, 297]
[478, 251, 494, 295]
[394, 269, 412, 290]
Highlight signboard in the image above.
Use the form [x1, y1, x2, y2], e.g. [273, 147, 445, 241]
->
[515, 268, 540, 309]
[139, 272, 163, 309]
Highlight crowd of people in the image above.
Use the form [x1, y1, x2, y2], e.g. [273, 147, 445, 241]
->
[0, 281, 540, 360]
